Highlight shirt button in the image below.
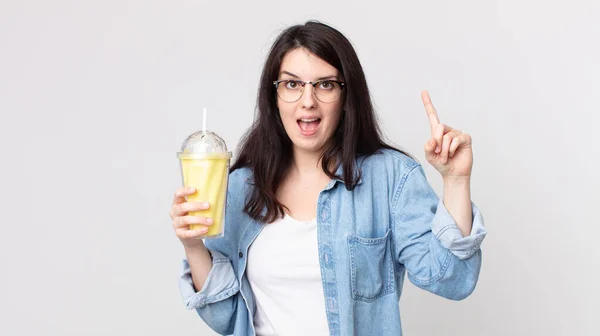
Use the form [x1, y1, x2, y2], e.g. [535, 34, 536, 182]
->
[238, 252, 244, 258]
[321, 210, 328, 221]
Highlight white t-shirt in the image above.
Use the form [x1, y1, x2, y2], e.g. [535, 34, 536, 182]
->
[246, 213, 329, 336]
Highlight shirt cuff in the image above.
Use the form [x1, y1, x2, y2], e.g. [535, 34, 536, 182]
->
[431, 200, 487, 260]
[178, 249, 240, 309]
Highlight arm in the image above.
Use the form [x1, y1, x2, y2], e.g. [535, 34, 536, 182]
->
[179, 246, 240, 335]
[184, 244, 213, 291]
[392, 165, 486, 300]
[443, 176, 472, 237]
[175, 177, 246, 335]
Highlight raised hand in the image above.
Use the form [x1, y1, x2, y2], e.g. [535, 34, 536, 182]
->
[422, 90, 473, 178]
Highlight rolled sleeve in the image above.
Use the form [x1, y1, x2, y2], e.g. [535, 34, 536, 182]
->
[431, 199, 487, 260]
[178, 250, 240, 310]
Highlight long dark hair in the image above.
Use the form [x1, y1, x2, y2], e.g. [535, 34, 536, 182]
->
[231, 20, 412, 223]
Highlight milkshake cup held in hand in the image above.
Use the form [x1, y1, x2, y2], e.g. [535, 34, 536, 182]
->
[176, 108, 232, 239]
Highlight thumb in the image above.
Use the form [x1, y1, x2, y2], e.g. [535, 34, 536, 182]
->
[424, 138, 436, 152]
[424, 138, 436, 160]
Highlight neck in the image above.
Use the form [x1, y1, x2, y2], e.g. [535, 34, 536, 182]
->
[290, 148, 324, 177]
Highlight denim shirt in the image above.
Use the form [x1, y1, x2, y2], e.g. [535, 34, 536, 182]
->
[179, 149, 487, 336]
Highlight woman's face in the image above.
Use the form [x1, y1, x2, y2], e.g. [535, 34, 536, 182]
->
[276, 48, 343, 156]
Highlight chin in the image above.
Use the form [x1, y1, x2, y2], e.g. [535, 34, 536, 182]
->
[291, 138, 326, 154]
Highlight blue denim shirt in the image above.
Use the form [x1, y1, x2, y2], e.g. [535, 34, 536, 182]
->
[179, 149, 487, 336]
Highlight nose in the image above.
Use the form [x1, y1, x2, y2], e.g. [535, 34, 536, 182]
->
[300, 84, 317, 109]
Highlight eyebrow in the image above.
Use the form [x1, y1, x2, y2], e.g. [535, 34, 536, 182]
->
[279, 70, 339, 81]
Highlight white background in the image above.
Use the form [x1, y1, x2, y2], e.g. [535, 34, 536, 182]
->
[1, 0, 598, 335]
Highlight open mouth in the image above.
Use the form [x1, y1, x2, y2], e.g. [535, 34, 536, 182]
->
[297, 117, 321, 136]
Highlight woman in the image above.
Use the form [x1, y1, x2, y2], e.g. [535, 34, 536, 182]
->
[171, 20, 486, 336]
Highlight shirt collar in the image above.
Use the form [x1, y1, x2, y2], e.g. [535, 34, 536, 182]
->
[328, 156, 363, 189]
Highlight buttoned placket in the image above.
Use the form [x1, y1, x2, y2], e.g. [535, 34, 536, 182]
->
[317, 179, 341, 336]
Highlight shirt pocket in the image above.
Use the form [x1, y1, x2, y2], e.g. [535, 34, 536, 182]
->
[348, 229, 396, 301]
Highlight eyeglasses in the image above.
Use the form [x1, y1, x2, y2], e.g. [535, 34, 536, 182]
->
[273, 79, 345, 103]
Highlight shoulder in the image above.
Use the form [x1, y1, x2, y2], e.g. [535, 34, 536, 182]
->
[357, 148, 434, 208]
[227, 166, 252, 203]
[358, 148, 422, 176]
[352, 148, 424, 199]
[229, 166, 252, 185]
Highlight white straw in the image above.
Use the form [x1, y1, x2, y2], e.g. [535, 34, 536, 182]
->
[202, 107, 207, 133]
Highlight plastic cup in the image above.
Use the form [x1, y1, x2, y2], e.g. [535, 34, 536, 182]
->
[177, 130, 232, 239]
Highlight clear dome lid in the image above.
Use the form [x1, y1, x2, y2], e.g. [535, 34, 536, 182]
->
[177, 131, 232, 159]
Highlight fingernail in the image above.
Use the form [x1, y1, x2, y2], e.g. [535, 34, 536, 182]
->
[435, 147, 440, 153]
[202, 202, 209, 207]
[188, 187, 196, 192]
[206, 218, 213, 224]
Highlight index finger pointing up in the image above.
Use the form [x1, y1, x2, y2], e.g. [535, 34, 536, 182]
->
[421, 90, 440, 135]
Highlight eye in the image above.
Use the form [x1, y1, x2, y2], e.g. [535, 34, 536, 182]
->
[285, 80, 299, 89]
[319, 80, 334, 89]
